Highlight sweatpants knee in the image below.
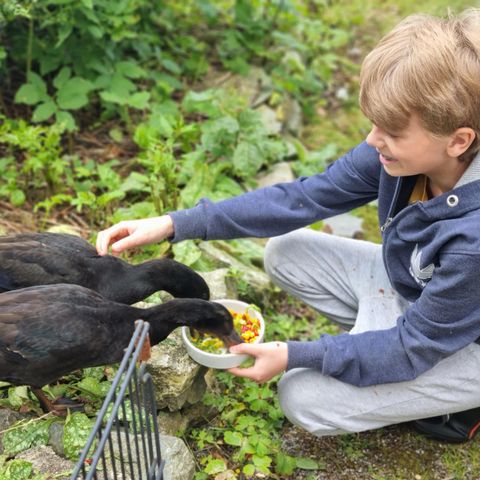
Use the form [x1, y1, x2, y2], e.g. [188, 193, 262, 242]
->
[278, 369, 345, 437]
[264, 230, 306, 280]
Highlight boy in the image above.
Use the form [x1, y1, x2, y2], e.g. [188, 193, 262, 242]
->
[97, 10, 480, 437]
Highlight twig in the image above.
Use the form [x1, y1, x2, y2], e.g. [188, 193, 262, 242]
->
[0, 412, 55, 435]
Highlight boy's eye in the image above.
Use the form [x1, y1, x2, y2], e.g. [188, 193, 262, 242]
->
[386, 131, 400, 138]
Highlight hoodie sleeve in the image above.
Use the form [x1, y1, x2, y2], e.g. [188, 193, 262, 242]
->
[287, 251, 480, 386]
[169, 141, 381, 242]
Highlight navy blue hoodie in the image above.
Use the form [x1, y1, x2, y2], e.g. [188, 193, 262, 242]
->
[170, 141, 480, 386]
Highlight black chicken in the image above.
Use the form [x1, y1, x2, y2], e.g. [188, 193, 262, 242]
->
[0, 284, 241, 413]
[0, 232, 210, 303]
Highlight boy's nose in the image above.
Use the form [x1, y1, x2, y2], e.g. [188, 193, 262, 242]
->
[366, 125, 385, 149]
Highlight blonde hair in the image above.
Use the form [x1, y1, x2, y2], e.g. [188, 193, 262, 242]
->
[359, 9, 480, 161]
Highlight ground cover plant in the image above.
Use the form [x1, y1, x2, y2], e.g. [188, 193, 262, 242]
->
[0, 0, 479, 478]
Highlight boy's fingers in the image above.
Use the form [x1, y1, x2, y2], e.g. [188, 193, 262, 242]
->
[97, 226, 129, 255]
[227, 366, 255, 378]
[229, 343, 258, 355]
[111, 236, 138, 254]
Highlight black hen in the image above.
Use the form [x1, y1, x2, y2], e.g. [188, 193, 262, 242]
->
[0, 284, 241, 410]
[0, 232, 209, 303]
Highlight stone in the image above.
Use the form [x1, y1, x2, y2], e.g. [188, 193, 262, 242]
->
[200, 66, 272, 108]
[256, 162, 295, 188]
[323, 213, 364, 238]
[84, 430, 195, 480]
[146, 331, 208, 411]
[198, 242, 271, 292]
[157, 401, 217, 436]
[199, 268, 237, 300]
[277, 97, 303, 135]
[160, 435, 195, 480]
[256, 105, 282, 135]
[16, 445, 74, 479]
[48, 421, 65, 456]
[46, 224, 82, 236]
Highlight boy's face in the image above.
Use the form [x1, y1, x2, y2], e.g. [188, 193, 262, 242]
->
[365, 113, 467, 185]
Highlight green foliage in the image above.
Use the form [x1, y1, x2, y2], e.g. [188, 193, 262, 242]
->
[63, 412, 96, 461]
[15, 70, 94, 131]
[2, 417, 54, 456]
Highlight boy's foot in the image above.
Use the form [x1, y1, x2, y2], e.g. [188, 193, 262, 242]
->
[412, 407, 480, 443]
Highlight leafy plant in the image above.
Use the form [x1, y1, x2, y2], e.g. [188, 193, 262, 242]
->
[15, 70, 94, 131]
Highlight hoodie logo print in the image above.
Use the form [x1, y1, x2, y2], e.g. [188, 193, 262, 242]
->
[409, 244, 435, 288]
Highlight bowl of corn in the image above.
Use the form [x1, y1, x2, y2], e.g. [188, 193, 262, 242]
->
[181, 299, 265, 369]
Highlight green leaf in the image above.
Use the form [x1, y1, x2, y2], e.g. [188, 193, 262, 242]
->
[100, 90, 126, 105]
[109, 128, 123, 142]
[32, 101, 57, 122]
[233, 141, 263, 178]
[224, 430, 243, 446]
[3, 418, 52, 456]
[55, 110, 76, 131]
[161, 58, 181, 74]
[204, 458, 226, 475]
[116, 61, 147, 79]
[75, 376, 103, 397]
[97, 191, 125, 207]
[296, 457, 320, 470]
[110, 73, 136, 96]
[182, 89, 221, 117]
[10, 189, 26, 206]
[57, 77, 93, 110]
[27, 72, 48, 97]
[55, 24, 73, 48]
[120, 172, 150, 193]
[14, 83, 41, 105]
[81, 0, 93, 8]
[172, 240, 202, 267]
[1, 459, 33, 480]
[275, 452, 297, 475]
[127, 91, 150, 110]
[53, 67, 71, 90]
[252, 454, 272, 473]
[242, 464, 255, 476]
[63, 412, 95, 460]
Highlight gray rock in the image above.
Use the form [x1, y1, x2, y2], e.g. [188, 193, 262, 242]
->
[46, 224, 82, 236]
[17, 445, 74, 479]
[146, 331, 207, 411]
[323, 213, 364, 238]
[256, 162, 295, 188]
[198, 242, 271, 292]
[280, 97, 303, 135]
[157, 400, 217, 436]
[48, 421, 65, 456]
[160, 435, 195, 480]
[199, 268, 237, 300]
[256, 105, 282, 135]
[202, 67, 272, 107]
[83, 431, 194, 480]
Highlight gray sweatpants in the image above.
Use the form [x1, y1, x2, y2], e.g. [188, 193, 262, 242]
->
[264, 229, 480, 436]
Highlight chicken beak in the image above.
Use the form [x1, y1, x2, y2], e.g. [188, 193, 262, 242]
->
[221, 329, 244, 348]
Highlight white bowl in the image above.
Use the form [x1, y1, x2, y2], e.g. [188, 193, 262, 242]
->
[181, 299, 265, 369]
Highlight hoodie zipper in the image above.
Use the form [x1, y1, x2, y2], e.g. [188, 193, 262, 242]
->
[380, 178, 403, 233]
[380, 217, 393, 232]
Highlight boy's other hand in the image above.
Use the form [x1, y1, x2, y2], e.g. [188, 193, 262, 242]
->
[228, 341, 288, 383]
[96, 215, 174, 255]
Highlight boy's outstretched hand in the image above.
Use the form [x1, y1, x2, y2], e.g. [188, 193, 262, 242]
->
[228, 341, 288, 383]
[96, 215, 174, 255]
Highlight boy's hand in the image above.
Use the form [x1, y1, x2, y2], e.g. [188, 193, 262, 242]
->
[96, 215, 174, 255]
[228, 342, 288, 383]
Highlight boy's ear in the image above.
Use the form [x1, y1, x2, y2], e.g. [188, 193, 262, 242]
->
[447, 127, 476, 158]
